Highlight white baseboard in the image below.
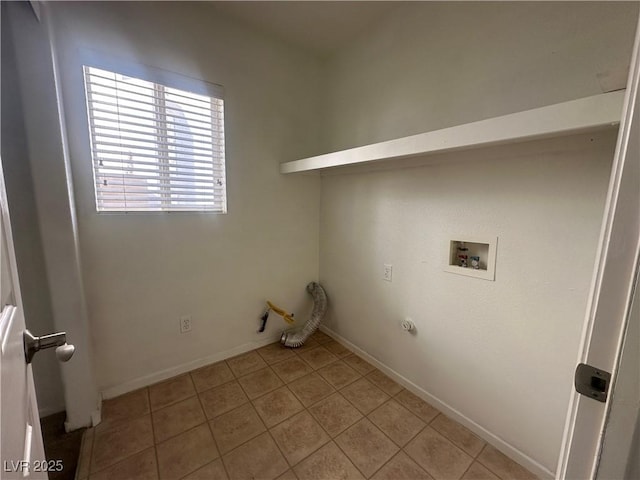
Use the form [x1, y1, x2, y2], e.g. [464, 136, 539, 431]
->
[319, 325, 555, 480]
[90, 393, 102, 427]
[100, 335, 281, 400]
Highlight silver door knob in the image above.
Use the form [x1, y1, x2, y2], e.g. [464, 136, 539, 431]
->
[23, 329, 75, 364]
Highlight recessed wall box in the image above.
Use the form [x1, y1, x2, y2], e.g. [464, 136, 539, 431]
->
[444, 236, 497, 281]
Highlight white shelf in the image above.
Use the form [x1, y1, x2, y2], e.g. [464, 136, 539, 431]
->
[280, 91, 624, 174]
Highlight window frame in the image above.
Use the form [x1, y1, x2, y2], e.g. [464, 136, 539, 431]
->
[81, 53, 227, 214]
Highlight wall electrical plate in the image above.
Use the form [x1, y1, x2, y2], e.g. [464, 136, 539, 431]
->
[383, 264, 393, 282]
[444, 236, 497, 281]
[180, 315, 192, 333]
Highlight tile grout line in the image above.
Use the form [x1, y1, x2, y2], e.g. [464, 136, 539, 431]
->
[148, 375, 198, 413]
[117, 348, 328, 475]
[305, 390, 360, 437]
[284, 436, 332, 473]
[212, 403, 267, 454]
[86, 392, 151, 477]
[86, 425, 96, 478]
[193, 375, 237, 397]
[365, 448, 401, 479]
[222, 340, 365, 477]
[193, 377, 232, 480]
[265, 406, 335, 474]
[270, 357, 314, 384]
[336, 376, 389, 417]
[458, 459, 476, 480]
[158, 422, 220, 479]
[474, 444, 511, 480]
[97, 335, 535, 480]
[146, 387, 161, 480]
[203, 392, 288, 476]
[236, 397, 293, 477]
[237, 365, 285, 401]
[356, 419, 402, 479]
[86, 426, 95, 480]
[95, 339, 325, 479]
[429, 412, 489, 460]
[250, 385, 302, 431]
[148, 389, 159, 446]
[97, 339, 294, 477]
[190, 360, 235, 394]
[331, 431, 371, 479]
[367, 396, 429, 449]
[320, 373, 363, 391]
[86, 446, 156, 479]
[323, 335, 539, 479]
[402, 422, 476, 480]
[264, 427, 293, 474]
[286, 372, 337, 408]
[316, 360, 401, 480]
[360, 409, 407, 478]
[380, 386, 438, 479]
[87, 432, 154, 477]
[215, 384, 486, 480]
[474, 442, 486, 459]
[305, 335, 421, 479]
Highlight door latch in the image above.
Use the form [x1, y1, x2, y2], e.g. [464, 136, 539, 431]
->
[23, 329, 75, 364]
[574, 363, 611, 403]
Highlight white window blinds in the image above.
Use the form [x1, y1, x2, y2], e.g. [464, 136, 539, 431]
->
[83, 66, 226, 213]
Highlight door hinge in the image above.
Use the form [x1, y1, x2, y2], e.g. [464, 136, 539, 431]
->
[574, 363, 611, 403]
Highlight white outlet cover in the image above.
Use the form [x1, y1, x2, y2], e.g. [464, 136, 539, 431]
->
[180, 315, 192, 333]
[383, 264, 393, 282]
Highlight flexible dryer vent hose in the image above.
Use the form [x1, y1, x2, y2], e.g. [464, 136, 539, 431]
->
[280, 282, 327, 348]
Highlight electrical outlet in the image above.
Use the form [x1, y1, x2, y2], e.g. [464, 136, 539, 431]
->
[383, 264, 393, 282]
[179, 315, 192, 333]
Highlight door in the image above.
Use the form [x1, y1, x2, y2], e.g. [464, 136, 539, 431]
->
[596, 268, 639, 479]
[0, 156, 47, 479]
[556, 13, 640, 480]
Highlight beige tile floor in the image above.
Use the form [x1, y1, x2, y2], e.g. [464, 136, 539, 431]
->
[76, 331, 538, 480]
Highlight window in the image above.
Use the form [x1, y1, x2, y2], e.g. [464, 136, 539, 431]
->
[83, 66, 226, 212]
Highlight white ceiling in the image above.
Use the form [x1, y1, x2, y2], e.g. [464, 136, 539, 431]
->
[207, 1, 403, 57]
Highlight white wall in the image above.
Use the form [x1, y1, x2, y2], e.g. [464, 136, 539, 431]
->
[323, 2, 639, 152]
[1, 3, 65, 417]
[48, 2, 322, 395]
[597, 269, 639, 479]
[320, 133, 615, 475]
[5, 1, 99, 429]
[625, 414, 640, 479]
[318, 2, 638, 475]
